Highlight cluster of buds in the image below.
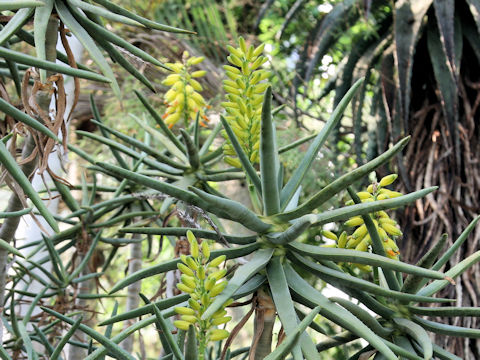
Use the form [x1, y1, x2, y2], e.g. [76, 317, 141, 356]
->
[339, 174, 403, 264]
[221, 37, 271, 168]
[162, 51, 209, 128]
[174, 231, 231, 344]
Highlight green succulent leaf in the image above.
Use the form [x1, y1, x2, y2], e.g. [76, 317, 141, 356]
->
[55, 1, 120, 96]
[42, 307, 136, 360]
[0, 45, 110, 82]
[279, 136, 411, 221]
[280, 78, 364, 209]
[288, 241, 446, 280]
[0, 1, 44, 11]
[50, 316, 83, 360]
[0, 141, 59, 232]
[0, 7, 34, 46]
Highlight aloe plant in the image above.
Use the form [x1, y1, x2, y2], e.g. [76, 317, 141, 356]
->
[78, 65, 480, 359]
[1, 2, 480, 359]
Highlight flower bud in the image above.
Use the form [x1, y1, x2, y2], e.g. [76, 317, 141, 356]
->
[175, 306, 195, 315]
[181, 315, 198, 323]
[211, 316, 232, 326]
[210, 281, 227, 297]
[209, 329, 229, 341]
[209, 255, 226, 268]
[379, 174, 398, 187]
[344, 216, 364, 227]
[181, 274, 196, 289]
[174, 320, 192, 331]
[321, 230, 338, 241]
[177, 283, 194, 294]
[178, 263, 194, 276]
[201, 241, 210, 260]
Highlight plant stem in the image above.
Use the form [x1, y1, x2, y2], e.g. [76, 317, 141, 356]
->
[252, 288, 275, 360]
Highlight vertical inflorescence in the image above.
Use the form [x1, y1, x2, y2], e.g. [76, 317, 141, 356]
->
[332, 174, 404, 271]
[174, 231, 231, 356]
[162, 51, 209, 128]
[221, 37, 271, 168]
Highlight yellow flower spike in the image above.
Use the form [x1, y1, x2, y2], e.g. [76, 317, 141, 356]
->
[344, 216, 364, 227]
[209, 329, 229, 341]
[337, 231, 348, 248]
[209, 255, 226, 268]
[178, 263, 194, 276]
[162, 54, 208, 128]
[381, 223, 403, 237]
[321, 230, 338, 241]
[379, 174, 398, 187]
[175, 306, 196, 315]
[174, 320, 192, 331]
[222, 38, 269, 167]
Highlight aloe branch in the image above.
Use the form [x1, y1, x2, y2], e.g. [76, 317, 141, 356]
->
[0, 17, 59, 346]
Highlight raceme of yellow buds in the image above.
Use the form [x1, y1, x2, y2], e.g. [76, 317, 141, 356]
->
[221, 37, 271, 167]
[174, 231, 231, 346]
[161, 51, 209, 128]
[339, 173, 404, 266]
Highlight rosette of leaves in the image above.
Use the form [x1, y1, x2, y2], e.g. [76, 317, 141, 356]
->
[0, 0, 192, 95]
[91, 77, 480, 359]
[73, 92, 247, 216]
